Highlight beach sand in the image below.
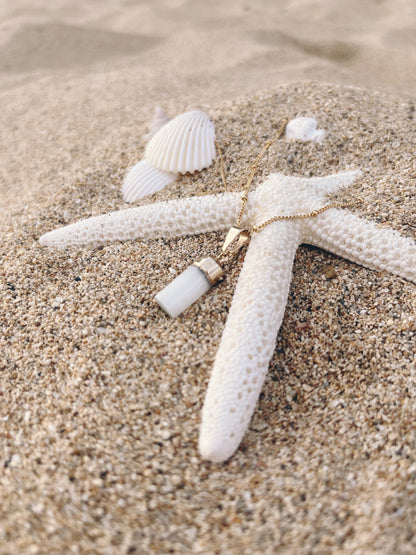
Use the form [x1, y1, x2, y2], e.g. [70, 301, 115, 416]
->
[1, 1, 416, 553]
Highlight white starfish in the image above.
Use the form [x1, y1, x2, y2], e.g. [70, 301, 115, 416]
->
[39, 170, 416, 462]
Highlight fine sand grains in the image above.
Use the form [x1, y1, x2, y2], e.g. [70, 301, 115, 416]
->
[0, 83, 415, 553]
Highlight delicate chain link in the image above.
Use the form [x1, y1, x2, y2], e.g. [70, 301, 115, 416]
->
[236, 120, 287, 228]
[250, 201, 355, 233]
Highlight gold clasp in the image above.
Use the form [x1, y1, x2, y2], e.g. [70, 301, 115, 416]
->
[221, 226, 251, 255]
[193, 257, 224, 285]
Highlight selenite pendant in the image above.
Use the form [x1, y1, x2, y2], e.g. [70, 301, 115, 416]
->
[155, 257, 224, 318]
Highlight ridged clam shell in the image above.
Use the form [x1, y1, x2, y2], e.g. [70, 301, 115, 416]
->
[121, 159, 176, 203]
[145, 110, 216, 174]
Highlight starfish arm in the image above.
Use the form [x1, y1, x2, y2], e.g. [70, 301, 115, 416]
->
[304, 209, 416, 284]
[39, 192, 241, 248]
[269, 169, 361, 197]
[303, 169, 361, 195]
[199, 221, 302, 462]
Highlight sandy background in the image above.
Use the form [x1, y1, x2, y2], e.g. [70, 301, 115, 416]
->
[1, 0, 416, 217]
[1, 1, 416, 554]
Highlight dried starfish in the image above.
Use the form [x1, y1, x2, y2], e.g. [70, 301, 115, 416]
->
[39, 170, 416, 462]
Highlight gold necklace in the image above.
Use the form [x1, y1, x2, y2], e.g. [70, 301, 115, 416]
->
[219, 120, 348, 256]
[155, 120, 349, 318]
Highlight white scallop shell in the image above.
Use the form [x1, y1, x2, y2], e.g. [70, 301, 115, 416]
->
[121, 159, 176, 203]
[144, 106, 171, 140]
[285, 117, 325, 143]
[145, 110, 216, 174]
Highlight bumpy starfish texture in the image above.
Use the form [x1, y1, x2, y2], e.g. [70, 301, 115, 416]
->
[39, 170, 416, 462]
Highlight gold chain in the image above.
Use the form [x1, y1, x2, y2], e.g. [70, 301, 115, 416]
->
[250, 201, 351, 233]
[235, 121, 287, 228]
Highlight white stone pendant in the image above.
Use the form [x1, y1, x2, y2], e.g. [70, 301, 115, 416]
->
[155, 257, 223, 318]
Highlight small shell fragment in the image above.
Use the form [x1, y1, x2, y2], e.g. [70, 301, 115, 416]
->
[145, 110, 216, 174]
[121, 159, 176, 202]
[144, 106, 171, 140]
[286, 117, 325, 143]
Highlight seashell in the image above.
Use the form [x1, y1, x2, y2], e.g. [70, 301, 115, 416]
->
[144, 106, 171, 140]
[121, 159, 176, 202]
[121, 109, 216, 202]
[285, 117, 325, 143]
[145, 110, 216, 174]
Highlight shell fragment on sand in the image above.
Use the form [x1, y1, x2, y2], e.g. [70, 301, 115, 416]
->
[286, 117, 325, 143]
[144, 106, 171, 140]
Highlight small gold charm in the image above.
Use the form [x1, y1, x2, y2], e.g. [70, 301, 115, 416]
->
[222, 227, 250, 255]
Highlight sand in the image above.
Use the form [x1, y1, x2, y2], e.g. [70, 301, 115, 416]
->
[2, 0, 416, 218]
[1, 1, 416, 554]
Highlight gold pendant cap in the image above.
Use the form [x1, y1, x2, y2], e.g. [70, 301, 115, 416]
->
[193, 257, 224, 285]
